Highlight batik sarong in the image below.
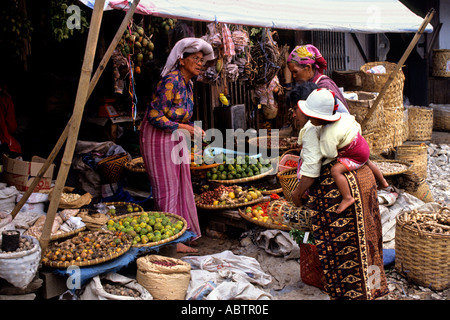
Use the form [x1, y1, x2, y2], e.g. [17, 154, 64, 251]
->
[307, 162, 388, 300]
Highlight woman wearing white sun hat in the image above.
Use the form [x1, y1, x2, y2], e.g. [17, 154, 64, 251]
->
[291, 87, 390, 300]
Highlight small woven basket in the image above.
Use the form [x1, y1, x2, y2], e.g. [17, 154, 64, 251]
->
[406, 179, 434, 203]
[97, 152, 129, 184]
[345, 91, 385, 134]
[384, 105, 405, 148]
[406, 106, 433, 141]
[277, 167, 299, 202]
[431, 104, 450, 132]
[432, 49, 450, 77]
[395, 208, 450, 291]
[360, 61, 405, 107]
[267, 199, 312, 231]
[396, 143, 428, 179]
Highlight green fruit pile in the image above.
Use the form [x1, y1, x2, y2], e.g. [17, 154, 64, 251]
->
[118, 23, 154, 68]
[106, 212, 184, 246]
[206, 155, 272, 180]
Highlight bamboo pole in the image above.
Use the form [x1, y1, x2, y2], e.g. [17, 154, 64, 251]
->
[10, 0, 140, 219]
[39, 0, 106, 256]
[360, 8, 435, 128]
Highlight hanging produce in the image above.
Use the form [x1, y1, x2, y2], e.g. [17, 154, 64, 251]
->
[117, 22, 155, 69]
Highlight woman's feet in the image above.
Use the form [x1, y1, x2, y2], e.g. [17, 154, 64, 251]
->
[176, 242, 198, 253]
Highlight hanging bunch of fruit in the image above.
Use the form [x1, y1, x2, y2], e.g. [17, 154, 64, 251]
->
[146, 17, 176, 36]
[117, 22, 155, 74]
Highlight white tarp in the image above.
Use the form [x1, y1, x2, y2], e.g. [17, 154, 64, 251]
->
[79, 0, 433, 33]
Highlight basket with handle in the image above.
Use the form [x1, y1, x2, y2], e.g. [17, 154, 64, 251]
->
[277, 167, 299, 202]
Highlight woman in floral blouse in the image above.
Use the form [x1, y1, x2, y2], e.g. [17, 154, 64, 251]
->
[140, 38, 214, 253]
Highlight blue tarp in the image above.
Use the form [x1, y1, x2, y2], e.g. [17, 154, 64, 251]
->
[52, 230, 196, 286]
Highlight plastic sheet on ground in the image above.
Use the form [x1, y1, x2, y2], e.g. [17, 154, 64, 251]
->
[182, 250, 272, 300]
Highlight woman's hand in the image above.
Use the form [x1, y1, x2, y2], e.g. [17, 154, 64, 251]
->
[178, 123, 205, 138]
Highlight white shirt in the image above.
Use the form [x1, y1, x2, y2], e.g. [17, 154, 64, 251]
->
[297, 121, 322, 178]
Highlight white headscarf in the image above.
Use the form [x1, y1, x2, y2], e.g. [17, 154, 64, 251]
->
[161, 37, 215, 77]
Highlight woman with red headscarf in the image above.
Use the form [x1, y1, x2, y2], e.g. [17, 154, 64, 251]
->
[287, 44, 349, 112]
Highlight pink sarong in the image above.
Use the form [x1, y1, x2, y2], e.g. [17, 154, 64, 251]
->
[139, 119, 201, 239]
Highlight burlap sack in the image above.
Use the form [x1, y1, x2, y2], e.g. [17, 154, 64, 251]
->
[136, 254, 191, 300]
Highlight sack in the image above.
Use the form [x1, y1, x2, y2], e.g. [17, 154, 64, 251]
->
[136, 254, 191, 300]
[80, 273, 153, 300]
[49, 186, 92, 209]
[299, 243, 326, 290]
[0, 235, 41, 289]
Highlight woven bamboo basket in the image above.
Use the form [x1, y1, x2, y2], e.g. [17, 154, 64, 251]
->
[345, 91, 385, 134]
[402, 109, 409, 142]
[384, 105, 405, 148]
[432, 49, 450, 77]
[406, 178, 434, 203]
[431, 104, 450, 132]
[267, 199, 312, 231]
[369, 126, 395, 154]
[395, 208, 450, 291]
[277, 167, 299, 202]
[406, 106, 433, 141]
[396, 143, 428, 179]
[360, 61, 405, 107]
[238, 208, 290, 231]
[97, 152, 129, 183]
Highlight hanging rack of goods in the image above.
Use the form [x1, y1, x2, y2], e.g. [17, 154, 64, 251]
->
[249, 29, 288, 85]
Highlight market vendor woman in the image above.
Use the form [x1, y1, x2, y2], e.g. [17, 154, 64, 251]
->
[139, 37, 214, 253]
[287, 44, 349, 112]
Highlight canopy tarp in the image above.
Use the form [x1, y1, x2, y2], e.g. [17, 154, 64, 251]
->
[79, 0, 433, 33]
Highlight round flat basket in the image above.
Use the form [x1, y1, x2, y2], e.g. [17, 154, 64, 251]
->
[102, 202, 144, 216]
[238, 209, 290, 231]
[42, 230, 132, 268]
[209, 167, 274, 184]
[248, 136, 298, 153]
[49, 226, 87, 241]
[395, 208, 450, 291]
[111, 212, 188, 248]
[196, 195, 266, 210]
[190, 163, 222, 179]
[372, 159, 412, 176]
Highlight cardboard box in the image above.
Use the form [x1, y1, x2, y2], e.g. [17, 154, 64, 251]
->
[2, 155, 55, 192]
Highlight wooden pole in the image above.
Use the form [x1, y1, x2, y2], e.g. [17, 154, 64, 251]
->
[360, 8, 435, 128]
[10, 0, 140, 219]
[39, 0, 106, 256]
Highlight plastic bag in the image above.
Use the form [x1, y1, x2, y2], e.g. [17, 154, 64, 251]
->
[0, 235, 41, 289]
[80, 273, 153, 300]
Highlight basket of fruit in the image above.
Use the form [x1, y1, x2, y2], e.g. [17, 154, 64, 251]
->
[207, 156, 274, 184]
[251, 179, 283, 195]
[238, 201, 290, 231]
[195, 185, 266, 210]
[190, 162, 222, 179]
[106, 211, 187, 248]
[41, 230, 132, 268]
[103, 202, 144, 216]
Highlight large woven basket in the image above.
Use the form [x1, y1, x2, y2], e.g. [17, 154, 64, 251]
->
[430, 104, 450, 132]
[395, 208, 450, 291]
[97, 152, 129, 183]
[277, 167, 299, 202]
[396, 143, 428, 179]
[432, 49, 450, 77]
[360, 61, 405, 108]
[368, 125, 395, 155]
[384, 105, 406, 148]
[345, 91, 385, 134]
[406, 106, 433, 141]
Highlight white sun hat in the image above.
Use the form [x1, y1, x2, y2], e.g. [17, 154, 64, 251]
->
[298, 88, 341, 122]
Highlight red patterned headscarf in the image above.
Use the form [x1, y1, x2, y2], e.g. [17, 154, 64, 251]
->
[287, 44, 328, 75]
